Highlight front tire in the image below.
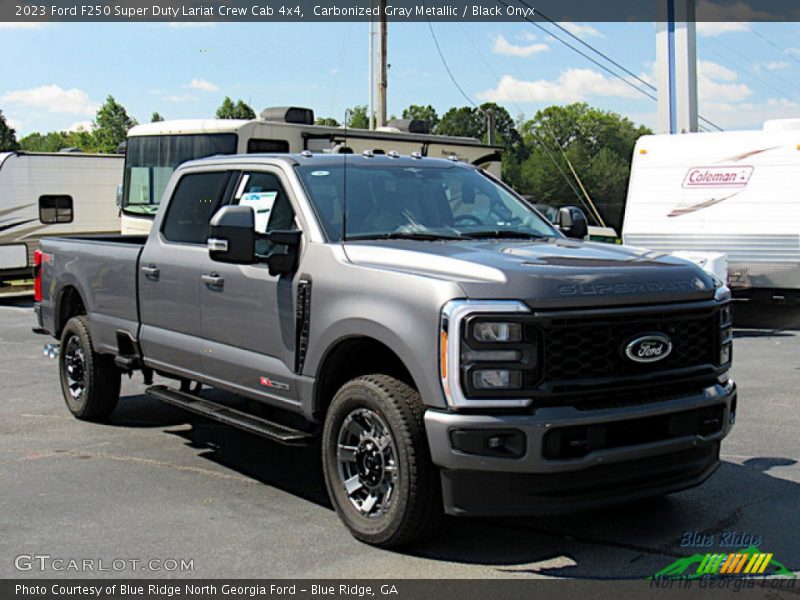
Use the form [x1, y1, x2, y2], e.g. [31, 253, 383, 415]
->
[322, 374, 441, 547]
[59, 316, 121, 421]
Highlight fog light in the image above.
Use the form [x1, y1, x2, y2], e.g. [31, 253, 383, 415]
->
[717, 370, 730, 384]
[472, 369, 522, 390]
[473, 322, 522, 343]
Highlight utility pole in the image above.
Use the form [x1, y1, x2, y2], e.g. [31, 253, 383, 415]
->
[369, 9, 375, 130]
[376, 0, 388, 128]
[656, 0, 698, 133]
[486, 108, 496, 146]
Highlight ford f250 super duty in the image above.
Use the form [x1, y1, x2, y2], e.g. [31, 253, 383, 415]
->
[33, 153, 737, 547]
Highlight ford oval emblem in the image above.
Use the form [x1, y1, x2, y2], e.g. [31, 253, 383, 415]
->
[625, 333, 672, 363]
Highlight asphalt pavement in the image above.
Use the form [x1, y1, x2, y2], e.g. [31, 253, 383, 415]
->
[1, 297, 798, 579]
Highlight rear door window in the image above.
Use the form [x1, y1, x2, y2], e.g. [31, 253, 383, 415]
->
[161, 171, 230, 244]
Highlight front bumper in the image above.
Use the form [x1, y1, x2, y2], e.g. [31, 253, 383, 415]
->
[424, 380, 736, 516]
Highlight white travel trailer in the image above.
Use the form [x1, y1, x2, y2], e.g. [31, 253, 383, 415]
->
[121, 106, 503, 234]
[0, 151, 123, 284]
[623, 120, 800, 303]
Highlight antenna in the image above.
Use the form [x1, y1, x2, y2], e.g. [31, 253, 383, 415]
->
[342, 108, 349, 243]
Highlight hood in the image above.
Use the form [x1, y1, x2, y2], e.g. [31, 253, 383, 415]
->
[343, 237, 718, 308]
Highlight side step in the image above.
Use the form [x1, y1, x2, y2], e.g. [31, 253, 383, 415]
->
[145, 385, 313, 446]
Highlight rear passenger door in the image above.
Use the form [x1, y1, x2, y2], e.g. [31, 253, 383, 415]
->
[138, 170, 231, 378]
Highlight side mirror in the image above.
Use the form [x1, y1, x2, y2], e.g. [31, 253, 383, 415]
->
[557, 206, 588, 240]
[115, 184, 123, 209]
[208, 205, 257, 264]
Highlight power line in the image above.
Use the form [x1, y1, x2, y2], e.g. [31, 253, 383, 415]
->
[427, 20, 478, 109]
[457, 24, 604, 224]
[750, 26, 800, 68]
[498, 0, 724, 131]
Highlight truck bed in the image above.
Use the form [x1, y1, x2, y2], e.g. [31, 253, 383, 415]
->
[39, 235, 145, 355]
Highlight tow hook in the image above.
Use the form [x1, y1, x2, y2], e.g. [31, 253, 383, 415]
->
[43, 343, 60, 359]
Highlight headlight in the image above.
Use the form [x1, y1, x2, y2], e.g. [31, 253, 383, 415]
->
[440, 300, 533, 409]
[472, 321, 522, 343]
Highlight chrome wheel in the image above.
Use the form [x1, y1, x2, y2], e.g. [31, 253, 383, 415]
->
[63, 334, 86, 399]
[336, 408, 399, 517]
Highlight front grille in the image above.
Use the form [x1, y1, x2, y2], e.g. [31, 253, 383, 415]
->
[542, 305, 717, 383]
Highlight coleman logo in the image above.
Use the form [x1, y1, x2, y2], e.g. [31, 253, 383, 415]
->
[625, 334, 672, 363]
[682, 166, 753, 189]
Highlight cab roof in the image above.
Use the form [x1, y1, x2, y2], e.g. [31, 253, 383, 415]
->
[178, 152, 477, 171]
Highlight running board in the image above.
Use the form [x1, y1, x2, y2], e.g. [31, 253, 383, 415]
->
[145, 385, 313, 446]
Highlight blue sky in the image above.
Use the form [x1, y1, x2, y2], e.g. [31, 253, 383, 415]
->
[2, 21, 800, 136]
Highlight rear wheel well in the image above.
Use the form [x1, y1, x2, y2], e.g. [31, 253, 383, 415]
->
[314, 337, 415, 420]
[56, 286, 86, 337]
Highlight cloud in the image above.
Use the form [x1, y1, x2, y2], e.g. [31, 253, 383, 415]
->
[163, 94, 196, 102]
[0, 85, 98, 115]
[492, 35, 549, 58]
[696, 0, 772, 22]
[67, 120, 92, 132]
[187, 78, 219, 92]
[695, 22, 749, 37]
[698, 60, 752, 102]
[560, 22, 603, 38]
[766, 61, 790, 71]
[477, 69, 643, 103]
[0, 22, 44, 29]
[519, 31, 538, 42]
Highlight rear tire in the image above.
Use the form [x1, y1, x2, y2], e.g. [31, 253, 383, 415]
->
[322, 374, 441, 547]
[59, 316, 121, 421]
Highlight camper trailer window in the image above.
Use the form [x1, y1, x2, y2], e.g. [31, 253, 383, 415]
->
[247, 139, 290, 153]
[39, 195, 73, 224]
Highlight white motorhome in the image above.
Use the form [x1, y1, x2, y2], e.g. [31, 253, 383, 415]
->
[623, 120, 800, 303]
[121, 106, 503, 234]
[0, 151, 123, 284]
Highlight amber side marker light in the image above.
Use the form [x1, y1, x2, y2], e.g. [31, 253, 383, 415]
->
[440, 330, 448, 380]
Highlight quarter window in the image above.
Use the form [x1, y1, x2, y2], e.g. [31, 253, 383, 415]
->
[161, 172, 230, 244]
[39, 195, 73, 224]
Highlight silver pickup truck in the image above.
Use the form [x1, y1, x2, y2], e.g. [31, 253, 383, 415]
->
[34, 153, 737, 547]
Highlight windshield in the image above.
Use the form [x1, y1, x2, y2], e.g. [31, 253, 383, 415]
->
[295, 162, 558, 242]
[122, 133, 238, 216]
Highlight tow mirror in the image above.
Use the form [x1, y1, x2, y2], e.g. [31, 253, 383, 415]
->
[208, 206, 302, 276]
[208, 205, 257, 264]
[557, 206, 588, 240]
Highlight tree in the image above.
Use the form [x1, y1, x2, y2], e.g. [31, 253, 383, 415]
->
[518, 103, 651, 232]
[93, 96, 137, 153]
[215, 97, 256, 120]
[401, 104, 439, 131]
[151, 112, 164, 123]
[436, 106, 483, 138]
[315, 117, 339, 127]
[346, 105, 370, 129]
[0, 110, 20, 152]
[19, 131, 68, 152]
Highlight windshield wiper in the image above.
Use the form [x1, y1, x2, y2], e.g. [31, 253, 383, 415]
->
[462, 230, 552, 240]
[346, 232, 467, 242]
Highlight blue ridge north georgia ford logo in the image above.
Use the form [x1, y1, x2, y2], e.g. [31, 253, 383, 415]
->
[625, 334, 673, 363]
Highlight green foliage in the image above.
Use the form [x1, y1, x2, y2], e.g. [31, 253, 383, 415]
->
[436, 106, 483, 138]
[0, 111, 21, 151]
[151, 112, 164, 123]
[93, 96, 137, 153]
[346, 105, 370, 129]
[315, 117, 340, 127]
[518, 103, 651, 231]
[215, 97, 256, 120]
[401, 104, 439, 130]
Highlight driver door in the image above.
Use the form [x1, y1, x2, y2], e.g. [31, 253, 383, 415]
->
[199, 169, 301, 408]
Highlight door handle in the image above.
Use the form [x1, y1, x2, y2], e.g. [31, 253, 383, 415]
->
[141, 264, 160, 280]
[201, 273, 224, 288]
